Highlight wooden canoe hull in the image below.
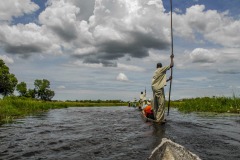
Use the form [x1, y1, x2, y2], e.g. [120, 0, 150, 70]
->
[141, 111, 166, 124]
[148, 138, 201, 160]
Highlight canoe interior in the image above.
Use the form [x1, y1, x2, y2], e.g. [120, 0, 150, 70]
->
[148, 138, 201, 160]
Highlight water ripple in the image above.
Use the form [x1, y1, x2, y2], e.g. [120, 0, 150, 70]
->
[0, 107, 239, 160]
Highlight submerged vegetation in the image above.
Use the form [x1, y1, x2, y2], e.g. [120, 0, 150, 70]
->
[170, 96, 240, 113]
[0, 96, 127, 125]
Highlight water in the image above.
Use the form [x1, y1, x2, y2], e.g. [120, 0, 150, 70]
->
[0, 107, 239, 160]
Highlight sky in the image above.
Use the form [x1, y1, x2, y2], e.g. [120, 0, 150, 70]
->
[0, 0, 240, 101]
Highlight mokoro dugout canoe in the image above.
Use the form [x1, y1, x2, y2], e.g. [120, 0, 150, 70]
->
[148, 138, 201, 160]
[141, 110, 166, 124]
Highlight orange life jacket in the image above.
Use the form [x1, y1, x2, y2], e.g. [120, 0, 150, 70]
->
[144, 105, 153, 116]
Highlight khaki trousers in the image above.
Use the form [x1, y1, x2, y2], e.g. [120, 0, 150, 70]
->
[153, 88, 165, 122]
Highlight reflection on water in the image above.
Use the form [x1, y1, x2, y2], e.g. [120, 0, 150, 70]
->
[0, 107, 239, 160]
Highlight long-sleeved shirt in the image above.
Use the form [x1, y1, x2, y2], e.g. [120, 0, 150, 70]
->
[151, 66, 170, 96]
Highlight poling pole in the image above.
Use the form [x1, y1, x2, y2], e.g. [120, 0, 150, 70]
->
[167, 0, 174, 116]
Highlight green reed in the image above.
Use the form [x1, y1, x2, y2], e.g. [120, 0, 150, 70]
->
[169, 96, 240, 113]
[0, 97, 127, 125]
[0, 96, 68, 124]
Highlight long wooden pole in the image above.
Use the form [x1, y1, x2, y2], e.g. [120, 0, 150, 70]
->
[167, 0, 174, 116]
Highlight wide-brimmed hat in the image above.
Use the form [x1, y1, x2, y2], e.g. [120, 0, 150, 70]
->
[147, 101, 151, 105]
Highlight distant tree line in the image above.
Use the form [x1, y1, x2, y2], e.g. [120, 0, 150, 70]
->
[66, 99, 125, 103]
[0, 59, 55, 101]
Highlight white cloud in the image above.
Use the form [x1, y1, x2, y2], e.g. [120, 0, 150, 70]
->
[0, 55, 14, 64]
[205, 20, 240, 47]
[177, 47, 240, 76]
[179, 48, 219, 69]
[174, 8, 182, 13]
[71, 0, 170, 65]
[116, 73, 129, 81]
[190, 48, 219, 63]
[0, 23, 63, 57]
[0, 0, 240, 101]
[0, 1, 239, 65]
[174, 4, 240, 48]
[0, 0, 39, 22]
[39, 0, 80, 41]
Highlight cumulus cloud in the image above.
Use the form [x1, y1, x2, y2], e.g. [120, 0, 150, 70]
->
[176, 47, 240, 77]
[71, 0, 171, 65]
[0, 0, 39, 22]
[190, 48, 219, 63]
[174, 5, 240, 47]
[39, 0, 80, 41]
[205, 20, 240, 47]
[116, 73, 129, 81]
[0, 0, 240, 69]
[35, 0, 171, 66]
[0, 23, 61, 57]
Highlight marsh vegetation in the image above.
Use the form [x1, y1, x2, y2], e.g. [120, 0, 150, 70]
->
[170, 96, 240, 113]
[0, 97, 127, 125]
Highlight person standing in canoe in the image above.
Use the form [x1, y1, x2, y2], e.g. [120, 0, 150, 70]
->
[151, 55, 174, 123]
[139, 91, 146, 110]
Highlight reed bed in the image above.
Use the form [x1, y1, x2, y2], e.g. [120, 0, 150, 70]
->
[0, 97, 127, 125]
[0, 97, 67, 124]
[170, 96, 240, 113]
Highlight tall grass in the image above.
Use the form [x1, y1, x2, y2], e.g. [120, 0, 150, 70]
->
[0, 96, 127, 125]
[170, 96, 240, 113]
[0, 96, 67, 124]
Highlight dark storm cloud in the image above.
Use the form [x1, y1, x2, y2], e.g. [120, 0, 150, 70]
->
[99, 31, 169, 57]
[97, 41, 149, 59]
[4, 44, 43, 55]
[73, 30, 170, 65]
[80, 54, 117, 67]
[51, 25, 78, 41]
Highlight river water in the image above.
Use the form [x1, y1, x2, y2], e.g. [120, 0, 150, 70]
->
[0, 107, 239, 160]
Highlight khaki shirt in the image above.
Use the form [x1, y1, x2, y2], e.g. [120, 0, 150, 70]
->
[151, 66, 170, 95]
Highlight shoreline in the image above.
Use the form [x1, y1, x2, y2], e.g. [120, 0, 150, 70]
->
[1, 96, 240, 125]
